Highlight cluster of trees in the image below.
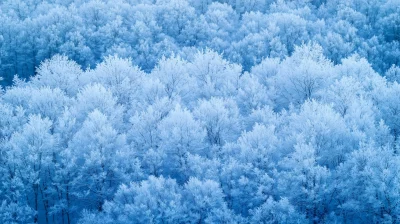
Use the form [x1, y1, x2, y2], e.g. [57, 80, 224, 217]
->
[1, 0, 400, 223]
[1, 44, 400, 223]
[0, 0, 399, 86]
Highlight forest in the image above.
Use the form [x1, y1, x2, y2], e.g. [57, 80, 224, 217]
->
[0, 0, 400, 223]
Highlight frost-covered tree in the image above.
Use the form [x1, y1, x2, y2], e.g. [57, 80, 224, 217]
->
[68, 110, 131, 212]
[79, 176, 184, 224]
[270, 43, 336, 110]
[6, 115, 57, 223]
[194, 97, 241, 152]
[183, 178, 237, 224]
[188, 49, 241, 100]
[335, 143, 400, 223]
[278, 141, 331, 223]
[157, 104, 205, 182]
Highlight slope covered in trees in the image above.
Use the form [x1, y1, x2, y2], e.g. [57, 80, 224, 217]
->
[0, 0, 400, 224]
[0, 0, 399, 85]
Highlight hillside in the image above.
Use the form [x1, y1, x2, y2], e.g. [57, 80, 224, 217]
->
[0, 0, 400, 223]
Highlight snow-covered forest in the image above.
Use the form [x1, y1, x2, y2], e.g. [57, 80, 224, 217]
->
[0, 0, 400, 223]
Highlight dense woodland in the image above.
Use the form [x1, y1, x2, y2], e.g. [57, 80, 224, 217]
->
[0, 0, 400, 223]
